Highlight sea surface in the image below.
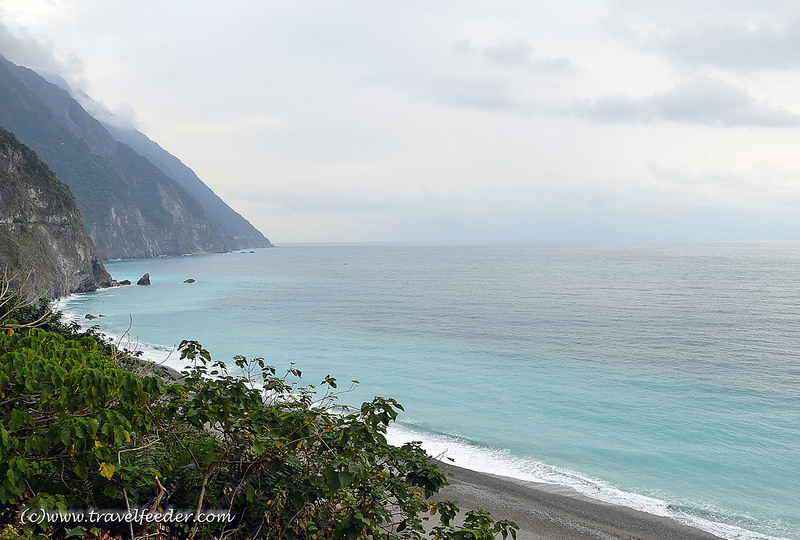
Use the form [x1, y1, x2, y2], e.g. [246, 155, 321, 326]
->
[61, 243, 800, 539]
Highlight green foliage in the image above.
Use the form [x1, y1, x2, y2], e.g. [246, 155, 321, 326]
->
[0, 292, 518, 540]
[0, 328, 163, 509]
[0, 127, 77, 218]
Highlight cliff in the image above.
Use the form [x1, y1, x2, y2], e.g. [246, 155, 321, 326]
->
[0, 126, 111, 299]
[0, 55, 271, 260]
[102, 123, 272, 250]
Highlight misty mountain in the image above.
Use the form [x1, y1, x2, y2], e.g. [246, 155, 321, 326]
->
[0, 55, 271, 260]
[102, 122, 271, 250]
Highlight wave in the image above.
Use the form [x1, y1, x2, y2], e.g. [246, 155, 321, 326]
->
[385, 423, 790, 540]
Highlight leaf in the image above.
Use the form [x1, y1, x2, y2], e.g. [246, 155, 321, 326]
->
[75, 462, 88, 480]
[98, 462, 115, 480]
[65, 527, 86, 538]
[324, 470, 340, 492]
[338, 471, 353, 489]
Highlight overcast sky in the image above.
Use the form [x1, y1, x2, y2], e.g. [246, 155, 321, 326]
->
[2, 1, 800, 243]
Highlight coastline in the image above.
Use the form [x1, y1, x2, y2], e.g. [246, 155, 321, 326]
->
[434, 461, 726, 540]
[58, 282, 794, 540]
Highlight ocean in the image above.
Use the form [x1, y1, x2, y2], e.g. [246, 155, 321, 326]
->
[60, 243, 800, 539]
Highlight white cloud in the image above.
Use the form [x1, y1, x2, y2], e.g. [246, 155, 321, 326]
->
[655, 19, 800, 70]
[646, 161, 800, 209]
[423, 78, 525, 111]
[0, 18, 82, 83]
[483, 38, 533, 66]
[567, 77, 800, 126]
[531, 56, 574, 73]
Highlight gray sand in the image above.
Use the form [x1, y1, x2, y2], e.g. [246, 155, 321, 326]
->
[433, 462, 724, 540]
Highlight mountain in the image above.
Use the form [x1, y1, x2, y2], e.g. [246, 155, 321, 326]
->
[0, 55, 271, 260]
[102, 122, 271, 250]
[0, 126, 111, 299]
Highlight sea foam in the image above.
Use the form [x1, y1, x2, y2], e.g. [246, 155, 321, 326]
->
[385, 423, 787, 540]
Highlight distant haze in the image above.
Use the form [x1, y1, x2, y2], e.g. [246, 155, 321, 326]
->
[2, 1, 800, 243]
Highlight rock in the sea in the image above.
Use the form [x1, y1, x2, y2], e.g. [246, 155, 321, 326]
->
[119, 279, 132, 286]
[183, 278, 196, 284]
[85, 314, 97, 320]
[137, 273, 151, 286]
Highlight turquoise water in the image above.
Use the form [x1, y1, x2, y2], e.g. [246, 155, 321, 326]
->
[62, 243, 800, 539]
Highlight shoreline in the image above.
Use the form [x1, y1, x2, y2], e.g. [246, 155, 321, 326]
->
[57, 297, 786, 540]
[433, 461, 727, 540]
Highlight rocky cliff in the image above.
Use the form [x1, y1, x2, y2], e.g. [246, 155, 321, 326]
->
[102, 122, 272, 250]
[0, 55, 270, 260]
[0, 126, 111, 299]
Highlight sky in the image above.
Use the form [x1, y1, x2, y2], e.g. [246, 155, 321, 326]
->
[2, 1, 800, 243]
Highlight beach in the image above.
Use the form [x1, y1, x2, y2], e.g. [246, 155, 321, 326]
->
[434, 462, 724, 540]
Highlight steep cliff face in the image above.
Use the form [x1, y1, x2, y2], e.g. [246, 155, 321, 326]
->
[0, 55, 244, 260]
[103, 123, 272, 250]
[0, 126, 111, 299]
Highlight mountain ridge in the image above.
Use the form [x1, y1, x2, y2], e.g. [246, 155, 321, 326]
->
[102, 122, 272, 250]
[0, 55, 272, 260]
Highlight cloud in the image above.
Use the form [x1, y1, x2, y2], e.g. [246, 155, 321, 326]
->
[0, 21, 82, 82]
[453, 37, 574, 74]
[645, 160, 800, 210]
[71, 89, 139, 128]
[568, 77, 800, 126]
[0, 21, 139, 128]
[655, 19, 800, 70]
[483, 38, 533, 66]
[531, 56, 574, 73]
[425, 79, 524, 111]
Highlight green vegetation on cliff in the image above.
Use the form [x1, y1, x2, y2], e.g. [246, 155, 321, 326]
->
[0, 287, 517, 540]
[0, 127, 111, 299]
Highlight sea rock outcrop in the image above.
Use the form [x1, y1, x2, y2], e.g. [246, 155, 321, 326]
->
[137, 273, 151, 286]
